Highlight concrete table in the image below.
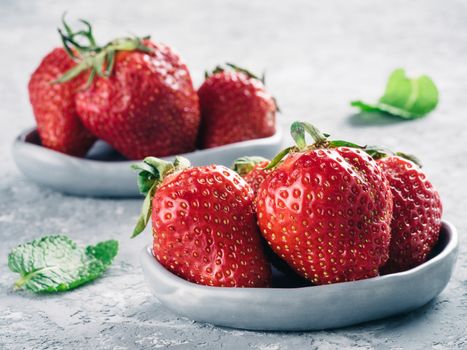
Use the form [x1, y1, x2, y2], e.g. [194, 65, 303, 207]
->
[0, 0, 466, 348]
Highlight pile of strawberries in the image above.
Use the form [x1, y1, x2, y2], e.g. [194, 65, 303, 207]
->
[28, 18, 277, 159]
[28, 17, 443, 288]
[132, 121, 443, 287]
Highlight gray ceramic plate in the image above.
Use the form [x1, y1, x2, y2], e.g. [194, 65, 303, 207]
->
[140, 221, 458, 331]
[12, 127, 283, 197]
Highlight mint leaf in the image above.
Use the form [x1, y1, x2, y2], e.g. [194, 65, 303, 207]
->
[351, 68, 439, 119]
[86, 240, 119, 266]
[8, 235, 118, 293]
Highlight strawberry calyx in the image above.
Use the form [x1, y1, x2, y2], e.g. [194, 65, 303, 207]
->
[54, 15, 152, 88]
[131, 156, 190, 238]
[392, 152, 422, 167]
[204, 63, 265, 83]
[232, 156, 269, 176]
[290, 121, 329, 149]
[204, 63, 281, 112]
[265, 121, 331, 169]
[265, 121, 422, 170]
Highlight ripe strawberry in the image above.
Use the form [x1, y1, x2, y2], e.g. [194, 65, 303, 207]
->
[28, 48, 95, 156]
[131, 157, 271, 287]
[232, 156, 271, 195]
[376, 156, 442, 273]
[55, 19, 200, 160]
[232, 155, 303, 279]
[256, 122, 393, 285]
[198, 64, 277, 149]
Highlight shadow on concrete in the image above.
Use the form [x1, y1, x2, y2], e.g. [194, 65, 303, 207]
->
[347, 112, 411, 127]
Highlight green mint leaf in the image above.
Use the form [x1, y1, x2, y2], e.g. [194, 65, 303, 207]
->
[86, 239, 119, 266]
[8, 235, 118, 293]
[351, 68, 439, 119]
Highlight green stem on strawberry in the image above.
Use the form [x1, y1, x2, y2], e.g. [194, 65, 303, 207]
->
[53, 15, 152, 87]
[204, 62, 281, 113]
[226, 63, 265, 84]
[266, 121, 331, 170]
[290, 121, 329, 149]
[266, 121, 423, 170]
[265, 146, 296, 170]
[232, 156, 269, 176]
[394, 152, 422, 167]
[206, 63, 263, 82]
[131, 156, 190, 238]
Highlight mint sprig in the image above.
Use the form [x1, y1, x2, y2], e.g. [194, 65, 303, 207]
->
[8, 235, 118, 293]
[351, 68, 439, 119]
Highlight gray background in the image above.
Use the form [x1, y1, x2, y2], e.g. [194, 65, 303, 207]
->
[1, 0, 466, 349]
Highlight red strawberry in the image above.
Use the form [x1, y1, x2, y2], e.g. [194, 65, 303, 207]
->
[256, 122, 393, 285]
[198, 64, 277, 149]
[232, 156, 271, 195]
[55, 19, 200, 160]
[232, 155, 304, 279]
[28, 48, 95, 156]
[132, 157, 271, 287]
[376, 155, 442, 273]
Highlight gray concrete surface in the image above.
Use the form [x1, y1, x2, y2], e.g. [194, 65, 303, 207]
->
[1, 0, 466, 348]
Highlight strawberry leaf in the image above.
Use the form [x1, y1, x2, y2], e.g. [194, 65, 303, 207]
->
[131, 185, 156, 238]
[351, 68, 439, 119]
[328, 140, 364, 149]
[232, 156, 269, 176]
[394, 152, 423, 168]
[55, 16, 152, 87]
[131, 156, 191, 238]
[290, 121, 329, 149]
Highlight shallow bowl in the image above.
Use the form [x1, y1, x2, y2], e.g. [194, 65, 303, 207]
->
[140, 221, 458, 331]
[12, 127, 283, 197]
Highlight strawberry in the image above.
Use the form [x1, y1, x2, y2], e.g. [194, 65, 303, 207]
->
[232, 156, 271, 195]
[198, 64, 277, 149]
[232, 155, 302, 278]
[376, 155, 443, 273]
[256, 122, 393, 285]
[55, 19, 200, 160]
[28, 48, 95, 156]
[131, 157, 271, 287]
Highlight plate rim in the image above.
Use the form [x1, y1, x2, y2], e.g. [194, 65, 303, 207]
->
[14, 126, 284, 165]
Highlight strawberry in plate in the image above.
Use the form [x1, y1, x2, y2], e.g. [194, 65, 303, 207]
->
[256, 122, 394, 285]
[233, 155, 305, 279]
[28, 46, 95, 156]
[131, 157, 271, 288]
[232, 156, 271, 196]
[198, 64, 277, 149]
[374, 155, 443, 273]
[52, 18, 200, 160]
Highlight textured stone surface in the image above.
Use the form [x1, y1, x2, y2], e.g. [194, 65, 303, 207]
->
[1, 0, 466, 348]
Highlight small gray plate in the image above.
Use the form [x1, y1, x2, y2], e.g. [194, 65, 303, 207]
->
[12, 127, 283, 197]
[140, 221, 458, 331]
